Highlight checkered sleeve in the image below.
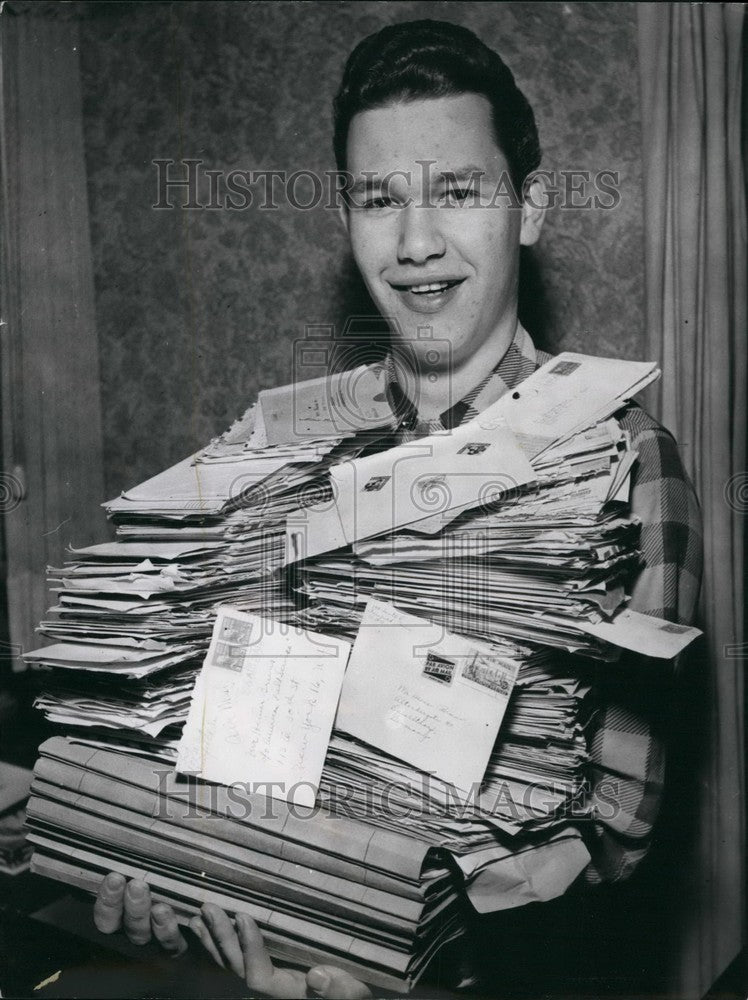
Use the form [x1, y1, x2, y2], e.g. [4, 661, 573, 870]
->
[583, 403, 703, 883]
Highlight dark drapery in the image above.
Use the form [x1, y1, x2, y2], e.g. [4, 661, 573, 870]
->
[0, 8, 107, 668]
[637, 3, 746, 995]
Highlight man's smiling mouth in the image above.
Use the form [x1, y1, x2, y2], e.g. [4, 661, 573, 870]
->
[391, 278, 465, 296]
[388, 277, 467, 314]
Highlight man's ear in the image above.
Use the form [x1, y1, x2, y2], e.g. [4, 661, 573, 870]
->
[519, 172, 548, 247]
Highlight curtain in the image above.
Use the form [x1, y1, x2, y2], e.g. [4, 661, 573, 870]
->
[0, 7, 107, 670]
[637, 4, 746, 997]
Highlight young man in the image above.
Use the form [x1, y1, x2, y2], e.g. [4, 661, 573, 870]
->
[93, 19, 702, 998]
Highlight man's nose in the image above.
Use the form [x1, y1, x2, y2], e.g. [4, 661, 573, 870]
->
[397, 203, 446, 264]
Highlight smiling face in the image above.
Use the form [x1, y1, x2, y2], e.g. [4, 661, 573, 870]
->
[342, 93, 544, 378]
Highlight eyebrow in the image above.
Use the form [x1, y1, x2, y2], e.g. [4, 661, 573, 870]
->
[434, 164, 486, 184]
[348, 164, 487, 198]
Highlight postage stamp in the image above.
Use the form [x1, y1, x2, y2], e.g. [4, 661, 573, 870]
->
[462, 651, 513, 696]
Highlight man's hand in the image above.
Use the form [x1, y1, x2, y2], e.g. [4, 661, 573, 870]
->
[94, 875, 371, 998]
[191, 903, 372, 999]
[93, 873, 188, 956]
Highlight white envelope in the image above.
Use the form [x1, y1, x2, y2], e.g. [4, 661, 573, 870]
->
[335, 600, 519, 792]
[285, 422, 535, 563]
[579, 608, 701, 659]
[259, 364, 395, 444]
[176, 606, 351, 806]
[475, 352, 660, 457]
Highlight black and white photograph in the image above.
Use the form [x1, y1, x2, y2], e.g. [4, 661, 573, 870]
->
[0, 3, 744, 999]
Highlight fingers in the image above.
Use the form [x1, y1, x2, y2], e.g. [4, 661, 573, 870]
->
[122, 879, 152, 945]
[200, 904, 245, 979]
[93, 875, 188, 959]
[307, 965, 373, 1000]
[190, 915, 224, 968]
[93, 872, 126, 934]
[194, 908, 308, 998]
[151, 902, 188, 958]
[234, 912, 274, 992]
[92, 884, 369, 1000]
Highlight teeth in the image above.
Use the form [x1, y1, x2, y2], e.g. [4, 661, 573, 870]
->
[409, 282, 451, 294]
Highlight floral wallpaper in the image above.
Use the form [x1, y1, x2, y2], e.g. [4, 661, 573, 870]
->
[78, 1, 645, 498]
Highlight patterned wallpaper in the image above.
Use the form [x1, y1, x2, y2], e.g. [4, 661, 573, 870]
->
[78, 1, 645, 498]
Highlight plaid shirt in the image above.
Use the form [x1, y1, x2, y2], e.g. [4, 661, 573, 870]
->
[386, 324, 703, 884]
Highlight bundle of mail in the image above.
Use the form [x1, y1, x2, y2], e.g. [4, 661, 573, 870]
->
[25, 353, 701, 990]
[28, 734, 465, 992]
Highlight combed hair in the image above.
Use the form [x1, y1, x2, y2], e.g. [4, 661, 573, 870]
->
[333, 19, 541, 191]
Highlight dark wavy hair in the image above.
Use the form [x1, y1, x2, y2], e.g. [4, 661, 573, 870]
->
[333, 19, 541, 192]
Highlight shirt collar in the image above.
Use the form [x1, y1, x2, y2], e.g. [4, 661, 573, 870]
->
[384, 323, 538, 440]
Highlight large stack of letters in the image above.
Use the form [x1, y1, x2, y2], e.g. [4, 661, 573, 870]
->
[25, 354, 700, 990]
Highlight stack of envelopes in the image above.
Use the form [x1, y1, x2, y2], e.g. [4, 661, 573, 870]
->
[26, 736, 464, 993]
[319, 659, 591, 848]
[293, 417, 641, 656]
[24, 354, 702, 989]
[26, 374, 385, 751]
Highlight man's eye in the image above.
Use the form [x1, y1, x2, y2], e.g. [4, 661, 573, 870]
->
[362, 196, 394, 210]
[442, 186, 476, 205]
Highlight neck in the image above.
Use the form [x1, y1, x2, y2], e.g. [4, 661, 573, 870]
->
[392, 317, 519, 420]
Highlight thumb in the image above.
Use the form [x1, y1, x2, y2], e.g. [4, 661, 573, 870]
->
[306, 964, 372, 999]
